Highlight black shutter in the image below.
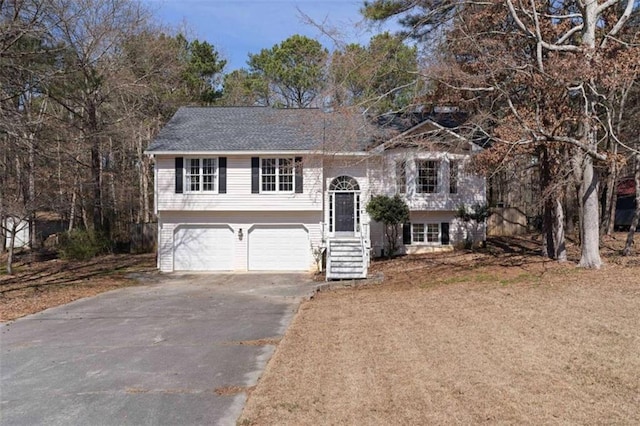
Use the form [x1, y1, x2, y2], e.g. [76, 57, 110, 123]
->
[251, 157, 259, 193]
[402, 222, 412, 245]
[218, 157, 227, 194]
[441, 222, 450, 245]
[175, 157, 183, 194]
[294, 156, 303, 193]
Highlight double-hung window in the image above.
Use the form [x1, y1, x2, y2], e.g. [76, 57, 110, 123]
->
[426, 223, 439, 242]
[261, 158, 294, 192]
[185, 158, 217, 193]
[416, 160, 439, 193]
[412, 223, 425, 242]
[412, 223, 440, 243]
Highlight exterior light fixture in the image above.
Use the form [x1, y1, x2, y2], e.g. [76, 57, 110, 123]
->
[238, 228, 243, 240]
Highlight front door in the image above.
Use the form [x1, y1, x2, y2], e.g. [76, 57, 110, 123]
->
[335, 192, 355, 232]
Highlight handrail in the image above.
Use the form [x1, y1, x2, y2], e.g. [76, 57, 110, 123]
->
[360, 222, 370, 273]
[325, 238, 331, 282]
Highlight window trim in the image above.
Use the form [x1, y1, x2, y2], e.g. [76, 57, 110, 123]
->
[412, 223, 425, 243]
[184, 157, 218, 193]
[260, 157, 296, 193]
[411, 222, 441, 244]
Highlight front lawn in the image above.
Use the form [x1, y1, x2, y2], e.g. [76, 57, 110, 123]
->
[239, 234, 640, 424]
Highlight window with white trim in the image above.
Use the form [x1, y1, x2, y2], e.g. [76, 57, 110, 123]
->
[412, 223, 440, 243]
[412, 223, 425, 242]
[185, 158, 217, 192]
[426, 223, 439, 242]
[416, 160, 439, 193]
[261, 157, 294, 192]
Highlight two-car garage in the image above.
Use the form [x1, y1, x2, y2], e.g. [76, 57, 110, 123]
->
[171, 222, 313, 272]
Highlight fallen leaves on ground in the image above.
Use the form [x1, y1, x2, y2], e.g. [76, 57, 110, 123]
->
[0, 252, 156, 322]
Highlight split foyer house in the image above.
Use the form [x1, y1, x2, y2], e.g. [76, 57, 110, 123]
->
[146, 106, 486, 279]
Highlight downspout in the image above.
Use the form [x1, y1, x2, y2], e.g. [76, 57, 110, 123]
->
[151, 154, 159, 270]
[321, 118, 327, 271]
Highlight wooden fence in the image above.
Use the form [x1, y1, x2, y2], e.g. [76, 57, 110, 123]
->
[487, 207, 529, 236]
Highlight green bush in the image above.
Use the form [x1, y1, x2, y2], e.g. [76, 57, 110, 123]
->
[366, 194, 410, 258]
[59, 229, 111, 260]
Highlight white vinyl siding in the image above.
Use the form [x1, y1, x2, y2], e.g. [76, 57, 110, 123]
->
[381, 151, 486, 211]
[155, 156, 322, 211]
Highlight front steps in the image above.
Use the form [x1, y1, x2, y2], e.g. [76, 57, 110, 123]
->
[326, 238, 368, 280]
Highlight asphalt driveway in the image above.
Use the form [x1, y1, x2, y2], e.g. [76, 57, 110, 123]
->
[0, 273, 317, 426]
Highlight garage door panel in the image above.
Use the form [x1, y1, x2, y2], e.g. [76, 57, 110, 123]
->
[174, 226, 234, 271]
[248, 225, 310, 271]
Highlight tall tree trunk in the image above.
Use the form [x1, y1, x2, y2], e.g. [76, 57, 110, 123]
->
[575, 0, 602, 269]
[137, 133, 144, 223]
[553, 197, 567, 261]
[28, 132, 36, 249]
[577, 151, 603, 268]
[138, 130, 151, 223]
[68, 174, 79, 232]
[87, 98, 103, 234]
[91, 138, 102, 233]
[604, 141, 618, 235]
[143, 128, 151, 222]
[6, 226, 16, 275]
[623, 154, 640, 255]
[80, 181, 90, 230]
[108, 137, 116, 236]
[0, 140, 5, 254]
[0, 214, 5, 254]
[540, 146, 555, 258]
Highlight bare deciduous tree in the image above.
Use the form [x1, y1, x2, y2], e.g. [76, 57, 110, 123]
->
[364, 0, 640, 268]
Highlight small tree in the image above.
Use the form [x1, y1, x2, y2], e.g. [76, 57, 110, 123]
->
[456, 203, 489, 249]
[366, 195, 410, 258]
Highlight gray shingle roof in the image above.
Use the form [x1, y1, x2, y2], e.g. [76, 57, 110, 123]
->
[146, 106, 377, 153]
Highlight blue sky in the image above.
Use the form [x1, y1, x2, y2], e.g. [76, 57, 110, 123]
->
[144, 0, 397, 71]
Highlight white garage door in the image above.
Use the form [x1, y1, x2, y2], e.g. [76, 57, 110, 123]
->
[174, 225, 234, 271]
[248, 225, 311, 271]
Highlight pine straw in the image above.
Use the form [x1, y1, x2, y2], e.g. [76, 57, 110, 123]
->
[239, 234, 640, 425]
[0, 252, 156, 322]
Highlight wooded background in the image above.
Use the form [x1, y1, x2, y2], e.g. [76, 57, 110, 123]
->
[1, 0, 638, 269]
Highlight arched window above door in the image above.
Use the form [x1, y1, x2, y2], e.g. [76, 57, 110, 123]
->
[330, 176, 360, 191]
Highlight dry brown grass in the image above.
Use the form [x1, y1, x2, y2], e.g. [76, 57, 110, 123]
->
[239, 234, 640, 425]
[0, 252, 156, 322]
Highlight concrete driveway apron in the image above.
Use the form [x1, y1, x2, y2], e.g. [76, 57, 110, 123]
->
[1, 273, 316, 426]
